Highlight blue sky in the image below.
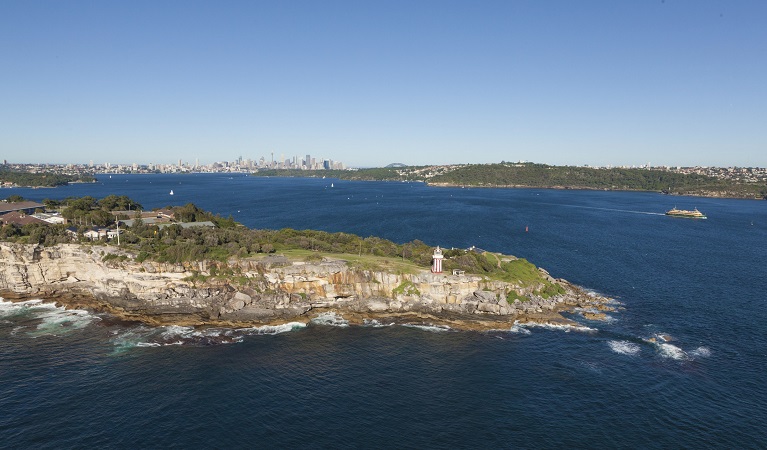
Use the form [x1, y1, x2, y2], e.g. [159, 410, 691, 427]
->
[1, 0, 765, 168]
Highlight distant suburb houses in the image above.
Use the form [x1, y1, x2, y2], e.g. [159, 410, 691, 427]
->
[0, 201, 214, 241]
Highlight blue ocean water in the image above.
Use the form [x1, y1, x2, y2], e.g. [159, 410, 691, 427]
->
[2, 174, 766, 448]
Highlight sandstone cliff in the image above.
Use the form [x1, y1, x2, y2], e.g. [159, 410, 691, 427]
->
[0, 243, 611, 329]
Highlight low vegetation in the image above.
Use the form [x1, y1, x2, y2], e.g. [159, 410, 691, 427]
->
[0, 196, 557, 290]
[392, 281, 421, 297]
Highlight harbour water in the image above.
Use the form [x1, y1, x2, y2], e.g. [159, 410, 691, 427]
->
[2, 174, 766, 448]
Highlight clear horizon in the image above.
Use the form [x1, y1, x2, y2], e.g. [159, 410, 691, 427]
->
[2, 1, 765, 168]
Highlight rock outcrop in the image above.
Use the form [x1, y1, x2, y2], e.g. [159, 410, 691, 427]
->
[0, 243, 612, 329]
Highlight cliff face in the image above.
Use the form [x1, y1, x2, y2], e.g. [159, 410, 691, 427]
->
[0, 243, 600, 327]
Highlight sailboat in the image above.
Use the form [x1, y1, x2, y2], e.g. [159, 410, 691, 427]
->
[169, 189, 174, 195]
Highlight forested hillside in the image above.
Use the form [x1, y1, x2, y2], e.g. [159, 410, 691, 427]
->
[252, 163, 767, 199]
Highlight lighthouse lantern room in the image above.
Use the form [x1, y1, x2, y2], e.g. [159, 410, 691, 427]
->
[431, 246, 444, 273]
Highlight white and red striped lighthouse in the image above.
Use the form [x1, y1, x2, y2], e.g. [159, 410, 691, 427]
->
[431, 246, 444, 273]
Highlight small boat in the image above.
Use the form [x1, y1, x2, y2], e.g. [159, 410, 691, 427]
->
[169, 190, 174, 195]
[666, 207, 706, 219]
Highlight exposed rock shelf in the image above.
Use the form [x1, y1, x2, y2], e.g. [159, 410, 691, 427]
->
[0, 243, 616, 330]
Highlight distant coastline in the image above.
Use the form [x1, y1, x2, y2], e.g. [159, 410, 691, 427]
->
[3, 162, 766, 200]
[251, 163, 767, 200]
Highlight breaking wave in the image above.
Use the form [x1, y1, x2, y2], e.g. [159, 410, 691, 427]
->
[509, 322, 532, 335]
[363, 319, 394, 327]
[657, 342, 689, 360]
[111, 322, 307, 351]
[401, 324, 451, 333]
[310, 312, 349, 327]
[519, 322, 597, 333]
[690, 346, 712, 358]
[0, 298, 96, 337]
[608, 340, 641, 356]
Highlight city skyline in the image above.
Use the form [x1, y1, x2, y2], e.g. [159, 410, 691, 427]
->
[2, 1, 766, 168]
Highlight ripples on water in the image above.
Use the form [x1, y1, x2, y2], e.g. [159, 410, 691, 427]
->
[2, 175, 766, 447]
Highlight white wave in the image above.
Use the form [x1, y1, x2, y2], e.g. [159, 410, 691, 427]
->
[241, 322, 307, 335]
[583, 289, 602, 298]
[32, 309, 95, 335]
[0, 298, 97, 336]
[401, 323, 451, 333]
[608, 340, 641, 356]
[157, 325, 245, 345]
[112, 321, 307, 351]
[509, 322, 532, 335]
[0, 298, 45, 318]
[310, 312, 349, 327]
[519, 322, 597, 333]
[657, 343, 689, 360]
[690, 346, 712, 358]
[111, 327, 156, 351]
[363, 319, 394, 328]
[160, 325, 194, 338]
[0, 298, 98, 337]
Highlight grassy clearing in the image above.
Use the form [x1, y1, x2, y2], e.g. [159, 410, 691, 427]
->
[506, 290, 530, 303]
[265, 249, 424, 274]
[490, 258, 545, 285]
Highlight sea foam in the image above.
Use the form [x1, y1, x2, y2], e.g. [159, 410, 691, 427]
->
[608, 340, 641, 356]
[241, 322, 307, 335]
[690, 346, 712, 358]
[509, 322, 532, 335]
[310, 312, 349, 327]
[519, 322, 597, 333]
[363, 319, 394, 327]
[401, 323, 451, 333]
[0, 298, 96, 336]
[657, 343, 689, 360]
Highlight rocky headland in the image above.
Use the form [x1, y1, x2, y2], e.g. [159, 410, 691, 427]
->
[0, 243, 616, 331]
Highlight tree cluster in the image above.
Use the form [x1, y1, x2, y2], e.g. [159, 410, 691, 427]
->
[0, 169, 94, 187]
[0, 196, 554, 285]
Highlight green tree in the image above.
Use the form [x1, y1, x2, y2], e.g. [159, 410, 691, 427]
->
[4, 194, 25, 203]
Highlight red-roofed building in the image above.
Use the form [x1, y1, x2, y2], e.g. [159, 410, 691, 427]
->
[0, 211, 47, 226]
